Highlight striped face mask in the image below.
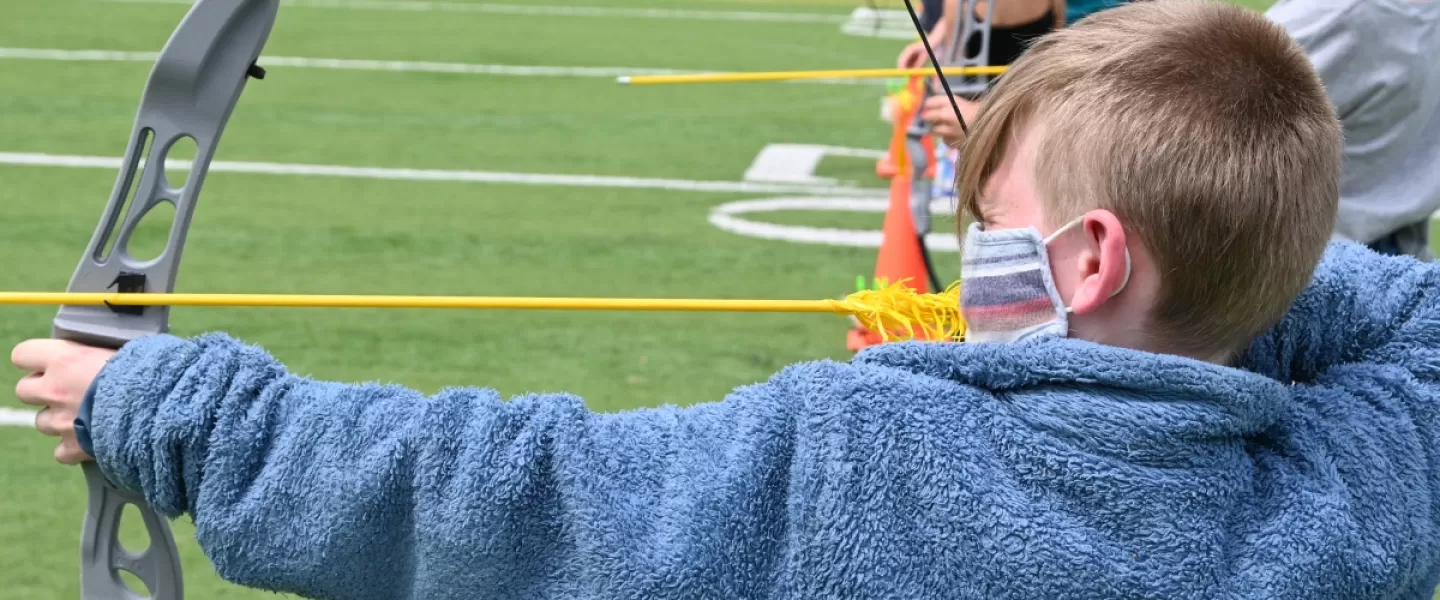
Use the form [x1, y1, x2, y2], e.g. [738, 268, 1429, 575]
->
[959, 219, 1130, 344]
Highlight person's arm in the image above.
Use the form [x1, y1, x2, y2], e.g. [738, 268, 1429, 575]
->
[1241, 242, 1439, 393]
[86, 333, 822, 599]
[1239, 243, 1440, 560]
[898, 0, 960, 68]
[935, 0, 959, 45]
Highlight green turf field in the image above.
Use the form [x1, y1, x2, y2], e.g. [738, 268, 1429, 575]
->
[1, 0, 1434, 598]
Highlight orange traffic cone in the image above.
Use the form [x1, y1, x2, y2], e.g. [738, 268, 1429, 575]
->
[846, 169, 933, 351]
[846, 322, 884, 352]
[874, 76, 931, 299]
[848, 76, 934, 352]
[872, 164, 931, 296]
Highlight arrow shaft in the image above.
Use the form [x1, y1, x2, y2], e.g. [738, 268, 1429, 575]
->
[618, 65, 1007, 85]
[17, 292, 843, 313]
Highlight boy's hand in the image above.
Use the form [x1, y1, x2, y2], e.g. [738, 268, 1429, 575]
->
[11, 339, 114, 464]
[921, 94, 980, 147]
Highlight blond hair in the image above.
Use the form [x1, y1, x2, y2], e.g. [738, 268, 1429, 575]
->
[957, 0, 1341, 358]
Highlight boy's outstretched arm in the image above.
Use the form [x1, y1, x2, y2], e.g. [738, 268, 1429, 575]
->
[1240, 243, 1440, 581]
[1241, 243, 1440, 512]
[1241, 242, 1439, 383]
[79, 333, 813, 600]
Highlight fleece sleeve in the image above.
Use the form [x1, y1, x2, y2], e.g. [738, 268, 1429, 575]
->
[88, 333, 807, 600]
[1242, 243, 1440, 527]
[1242, 242, 1439, 383]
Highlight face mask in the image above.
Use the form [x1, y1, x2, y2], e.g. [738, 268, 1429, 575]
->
[959, 218, 1131, 344]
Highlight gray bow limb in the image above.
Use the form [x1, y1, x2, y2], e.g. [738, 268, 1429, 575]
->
[52, 1, 280, 598]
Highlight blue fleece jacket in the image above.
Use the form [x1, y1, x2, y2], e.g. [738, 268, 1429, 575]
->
[85, 242, 1440, 599]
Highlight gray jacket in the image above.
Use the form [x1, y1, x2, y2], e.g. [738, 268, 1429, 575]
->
[1268, 0, 1440, 245]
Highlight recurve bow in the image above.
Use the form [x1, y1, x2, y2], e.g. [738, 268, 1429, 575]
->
[51, 1, 279, 598]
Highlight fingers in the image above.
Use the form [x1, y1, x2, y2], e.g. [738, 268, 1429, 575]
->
[933, 123, 965, 147]
[897, 43, 926, 69]
[10, 338, 75, 372]
[920, 97, 956, 122]
[921, 106, 957, 127]
[33, 403, 91, 466]
[14, 373, 51, 407]
[896, 44, 914, 69]
[55, 440, 92, 465]
[33, 406, 75, 437]
[10, 340, 102, 466]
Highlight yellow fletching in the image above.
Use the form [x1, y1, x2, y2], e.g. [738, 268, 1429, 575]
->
[828, 280, 965, 343]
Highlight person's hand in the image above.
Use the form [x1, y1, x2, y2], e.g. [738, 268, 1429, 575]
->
[921, 94, 980, 147]
[897, 40, 931, 69]
[11, 339, 115, 464]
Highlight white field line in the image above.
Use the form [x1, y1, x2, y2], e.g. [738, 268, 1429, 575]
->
[98, 0, 852, 24]
[0, 153, 888, 197]
[707, 196, 960, 251]
[0, 408, 36, 428]
[0, 48, 881, 85]
[0, 48, 691, 78]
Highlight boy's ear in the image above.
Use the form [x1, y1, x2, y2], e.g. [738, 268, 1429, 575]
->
[1067, 210, 1129, 316]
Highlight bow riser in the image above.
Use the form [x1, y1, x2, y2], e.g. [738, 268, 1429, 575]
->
[52, 1, 280, 599]
[56, 0, 279, 347]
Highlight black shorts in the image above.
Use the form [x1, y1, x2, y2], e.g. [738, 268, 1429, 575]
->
[920, 0, 946, 32]
[964, 10, 1055, 67]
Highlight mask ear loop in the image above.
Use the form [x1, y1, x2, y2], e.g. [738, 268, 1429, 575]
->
[1041, 218, 1085, 245]
[1042, 218, 1133, 309]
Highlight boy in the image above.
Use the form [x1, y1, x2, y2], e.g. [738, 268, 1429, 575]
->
[14, 1, 1440, 598]
[1266, 0, 1440, 260]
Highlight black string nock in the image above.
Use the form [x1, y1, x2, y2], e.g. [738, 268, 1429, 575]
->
[104, 272, 147, 316]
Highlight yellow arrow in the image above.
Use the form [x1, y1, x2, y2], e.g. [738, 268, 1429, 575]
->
[617, 66, 1007, 86]
[0, 292, 836, 313]
[0, 284, 965, 342]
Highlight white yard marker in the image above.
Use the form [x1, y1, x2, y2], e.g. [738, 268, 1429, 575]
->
[0, 48, 696, 79]
[743, 144, 886, 186]
[98, 0, 851, 24]
[0, 408, 37, 428]
[0, 152, 887, 197]
[840, 7, 922, 39]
